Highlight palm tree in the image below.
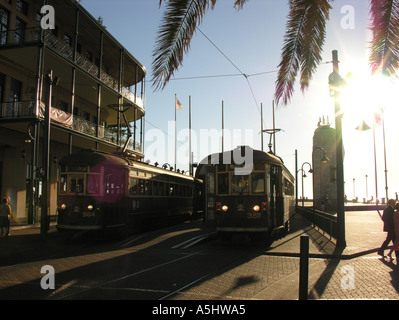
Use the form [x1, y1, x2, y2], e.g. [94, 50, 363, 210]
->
[152, 0, 399, 106]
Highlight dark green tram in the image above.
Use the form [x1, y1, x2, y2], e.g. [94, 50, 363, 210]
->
[194, 146, 295, 239]
[56, 150, 201, 235]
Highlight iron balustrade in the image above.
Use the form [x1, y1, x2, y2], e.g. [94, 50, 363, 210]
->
[0, 28, 144, 109]
[0, 100, 142, 152]
[298, 206, 338, 240]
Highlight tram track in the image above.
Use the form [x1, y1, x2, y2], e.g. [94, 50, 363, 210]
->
[53, 250, 204, 300]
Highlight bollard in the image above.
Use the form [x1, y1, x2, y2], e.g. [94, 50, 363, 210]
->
[299, 235, 309, 300]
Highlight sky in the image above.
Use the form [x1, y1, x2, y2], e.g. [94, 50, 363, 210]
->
[79, 0, 399, 202]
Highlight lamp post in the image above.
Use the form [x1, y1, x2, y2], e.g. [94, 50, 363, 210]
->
[300, 162, 313, 207]
[328, 50, 346, 247]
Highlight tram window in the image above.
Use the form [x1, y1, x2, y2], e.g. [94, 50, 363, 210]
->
[218, 164, 227, 172]
[145, 180, 152, 195]
[159, 181, 165, 196]
[87, 174, 100, 194]
[138, 179, 145, 195]
[231, 175, 249, 194]
[153, 181, 159, 196]
[217, 173, 229, 194]
[105, 169, 124, 195]
[60, 174, 67, 193]
[68, 174, 84, 194]
[251, 172, 265, 194]
[68, 165, 87, 173]
[254, 162, 265, 171]
[129, 178, 138, 195]
[90, 165, 101, 173]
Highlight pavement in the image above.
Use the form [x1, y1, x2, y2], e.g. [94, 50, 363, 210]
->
[2, 209, 399, 300]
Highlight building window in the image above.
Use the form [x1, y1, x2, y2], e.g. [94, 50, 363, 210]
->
[64, 34, 72, 47]
[14, 17, 26, 43]
[85, 51, 93, 62]
[0, 7, 9, 45]
[16, 0, 28, 16]
[0, 73, 4, 103]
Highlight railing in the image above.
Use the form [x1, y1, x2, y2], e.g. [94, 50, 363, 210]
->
[297, 206, 337, 240]
[0, 28, 144, 109]
[0, 100, 142, 153]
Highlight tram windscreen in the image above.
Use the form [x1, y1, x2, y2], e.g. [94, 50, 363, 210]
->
[251, 172, 265, 193]
[231, 175, 249, 194]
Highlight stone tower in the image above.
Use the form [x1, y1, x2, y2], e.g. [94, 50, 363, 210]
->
[312, 117, 337, 211]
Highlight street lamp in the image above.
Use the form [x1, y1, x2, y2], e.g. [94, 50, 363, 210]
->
[300, 162, 313, 207]
[328, 50, 346, 248]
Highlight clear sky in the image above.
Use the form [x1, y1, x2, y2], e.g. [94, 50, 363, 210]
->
[80, 0, 399, 202]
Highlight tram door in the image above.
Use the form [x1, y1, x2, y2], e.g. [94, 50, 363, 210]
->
[204, 165, 216, 224]
[269, 165, 283, 227]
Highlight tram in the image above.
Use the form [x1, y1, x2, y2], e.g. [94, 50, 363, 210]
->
[56, 149, 201, 236]
[194, 146, 295, 240]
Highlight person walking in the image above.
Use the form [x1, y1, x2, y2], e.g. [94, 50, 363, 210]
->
[0, 197, 11, 239]
[387, 202, 399, 261]
[378, 199, 396, 257]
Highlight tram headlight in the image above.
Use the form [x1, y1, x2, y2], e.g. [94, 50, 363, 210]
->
[87, 205, 94, 211]
[221, 205, 229, 212]
[59, 203, 67, 210]
[253, 205, 260, 212]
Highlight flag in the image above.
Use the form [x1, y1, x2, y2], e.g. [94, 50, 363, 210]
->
[374, 111, 381, 126]
[175, 96, 183, 110]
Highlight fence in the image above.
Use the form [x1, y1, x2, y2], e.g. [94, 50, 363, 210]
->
[297, 206, 338, 240]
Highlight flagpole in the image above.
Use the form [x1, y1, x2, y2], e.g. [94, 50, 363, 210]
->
[261, 103, 264, 152]
[189, 96, 192, 175]
[175, 94, 177, 172]
[222, 100, 224, 153]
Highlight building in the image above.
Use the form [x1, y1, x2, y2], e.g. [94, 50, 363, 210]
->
[0, 0, 146, 224]
[312, 117, 338, 211]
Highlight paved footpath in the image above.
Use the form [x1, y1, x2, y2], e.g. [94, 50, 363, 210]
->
[259, 210, 399, 300]
[3, 210, 399, 300]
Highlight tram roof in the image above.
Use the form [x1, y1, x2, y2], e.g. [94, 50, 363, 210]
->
[197, 146, 284, 167]
[59, 150, 200, 182]
[59, 150, 130, 167]
[195, 146, 293, 178]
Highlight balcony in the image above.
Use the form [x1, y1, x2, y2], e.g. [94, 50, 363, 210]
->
[0, 28, 144, 109]
[0, 100, 142, 153]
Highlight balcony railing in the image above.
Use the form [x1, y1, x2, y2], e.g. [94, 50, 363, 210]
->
[0, 28, 144, 109]
[0, 100, 142, 153]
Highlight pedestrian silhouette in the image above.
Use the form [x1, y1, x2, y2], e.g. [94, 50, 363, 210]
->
[0, 197, 11, 238]
[378, 199, 396, 257]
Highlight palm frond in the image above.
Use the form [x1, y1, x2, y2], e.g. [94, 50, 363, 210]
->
[275, 0, 332, 106]
[234, 0, 250, 10]
[152, 0, 217, 90]
[369, 0, 399, 76]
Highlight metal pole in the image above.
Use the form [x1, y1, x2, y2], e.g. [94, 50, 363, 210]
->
[299, 235, 309, 300]
[382, 110, 388, 201]
[332, 50, 346, 248]
[272, 100, 276, 154]
[261, 103, 264, 152]
[41, 70, 53, 239]
[295, 150, 298, 212]
[189, 96, 192, 175]
[222, 100, 224, 153]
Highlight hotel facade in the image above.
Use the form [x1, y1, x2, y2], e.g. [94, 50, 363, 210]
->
[0, 0, 146, 224]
